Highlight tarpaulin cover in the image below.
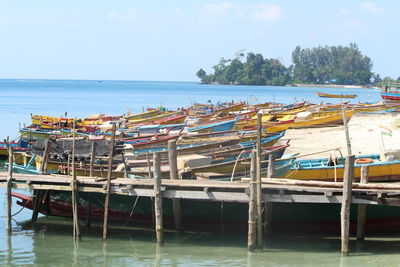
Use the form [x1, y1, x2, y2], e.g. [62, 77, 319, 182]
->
[29, 139, 121, 158]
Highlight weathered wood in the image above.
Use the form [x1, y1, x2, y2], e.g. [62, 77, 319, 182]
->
[168, 140, 182, 231]
[103, 124, 117, 240]
[146, 152, 152, 179]
[6, 147, 13, 231]
[357, 165, 369, 241]
[341, 155, 355, 255]
[256, 114, 263, 249]
[71, 120, 80, 238]
[342, 105, 352, 156]
[153, 152, 163, 244]
[89, 141, 96, 177]
[267, 154, 275, 179]
[31, 189, 43, 222]
[247, 151, 257, 251]
[121, 152, 129, 178]
[40, 139, 52, 174]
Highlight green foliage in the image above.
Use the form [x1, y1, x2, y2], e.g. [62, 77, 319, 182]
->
[196, 53, 292, 86]
[197, 43, 376, 86]
[292, 43, 373, 85]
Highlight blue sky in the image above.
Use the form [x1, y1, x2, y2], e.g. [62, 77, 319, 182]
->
[0, 0, 397, 81]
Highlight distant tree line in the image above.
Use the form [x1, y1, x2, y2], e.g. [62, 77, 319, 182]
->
[196, 43, 386, 86]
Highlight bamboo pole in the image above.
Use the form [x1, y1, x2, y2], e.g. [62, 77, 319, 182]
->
[168, 140, 182, 231]
[341, 155, 355, 256]
[342, 105, 352, 156]
[357, 165, 369, 241]
[102, 124, 117, 240]
[247, 150, 257, 251]
[153, 152, 163, 244]
[71, 119, 80, 238]
[256, 113, 263, 248]
[6, 147, 13, 232]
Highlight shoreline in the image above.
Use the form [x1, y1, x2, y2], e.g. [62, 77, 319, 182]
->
[285, 113, 400, 159]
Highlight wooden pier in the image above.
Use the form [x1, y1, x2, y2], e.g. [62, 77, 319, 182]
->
[3, 156, 400, 254]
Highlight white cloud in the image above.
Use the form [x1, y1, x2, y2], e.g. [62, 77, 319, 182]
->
[203, 2, 239, 17]
[339, 8, 350, 16]
[251, 3, 282, 21]
[359, 1, 384, 14]
[106, 8, 138, 21]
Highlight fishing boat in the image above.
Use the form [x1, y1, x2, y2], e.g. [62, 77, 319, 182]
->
[381, 83, 400, 101]
[265, 110, 353, 132]
[317, 92, 357, 98]
[12, 186, 400, 232]
[287, 154, 400, 182]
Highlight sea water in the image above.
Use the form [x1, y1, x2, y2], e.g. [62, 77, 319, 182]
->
[2, 79, 398, 266]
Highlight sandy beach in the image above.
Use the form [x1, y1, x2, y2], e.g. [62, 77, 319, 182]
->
[285, 113, 400, 159]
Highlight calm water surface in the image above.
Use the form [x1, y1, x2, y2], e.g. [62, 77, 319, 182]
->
[1, 79, 397, 266]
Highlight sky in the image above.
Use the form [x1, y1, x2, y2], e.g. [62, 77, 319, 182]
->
[0, 0, 398, 81]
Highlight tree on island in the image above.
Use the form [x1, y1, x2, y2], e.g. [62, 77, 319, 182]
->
[196, 43, 377, 86]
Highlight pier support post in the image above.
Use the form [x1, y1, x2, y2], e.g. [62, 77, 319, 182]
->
[6, 147, 13, 232]
[71, 120, 80, 239]
[168, 140, 182, 231]
[267, 154, 275, 178]
[121, 152, 129, 178]
[40, 139, 52, 174]
[146, 152, 152, 179]
[342, 104, 352, 156]
[341, 155, 355, 255]
[247, 151, 257, 251]
[264, 154, 275, 235]
[89, 141, 96, 177]
[256, 114, 263, 248]
[102, 124, 116, 240]
[153, 152, 163, 244]
[357, 165, 369, 241]
[86, 141, 96, 227]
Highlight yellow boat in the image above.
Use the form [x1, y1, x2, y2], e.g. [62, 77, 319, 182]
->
[127, 111, 179, 125]
[266, 110, 353, 132]
[125, 109, 162, 121]
[286, 155, 400, 182]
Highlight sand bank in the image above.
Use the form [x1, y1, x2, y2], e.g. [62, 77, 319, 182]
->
[284, 113, 400, 159]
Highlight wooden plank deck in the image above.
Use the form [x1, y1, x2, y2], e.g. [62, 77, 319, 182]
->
[2, 173, 400, 205]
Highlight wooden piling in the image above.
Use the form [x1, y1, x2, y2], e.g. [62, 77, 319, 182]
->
[247, 150, 257, 251]
[357, 165, 369, 241]
[6, 147, 13, 231]
[71, 120, 80, 238]
[153, 152, 163, 244]
[342, 105, 352, 156]
[146, 152, 152, 179]
[102, 124, 117, 240]
[267, 154, 275, 178]
[89, 141, 96, 177]
[121, 152, 129, 178]
[40, 139, 52, 174]
[256, 113, 263, 248]
[341, 155, 355, 255]
[86, 141, 96, 227]
[168, 140, 182, 231]
[264, 153, 275, 235]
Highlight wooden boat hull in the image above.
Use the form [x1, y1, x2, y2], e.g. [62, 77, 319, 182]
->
[12, 192, 400, 232]
[287, 155, 400, 182]
[317, 92, 357, 98]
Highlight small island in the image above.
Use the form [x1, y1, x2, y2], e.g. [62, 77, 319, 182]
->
[196, 43, 398, 87]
